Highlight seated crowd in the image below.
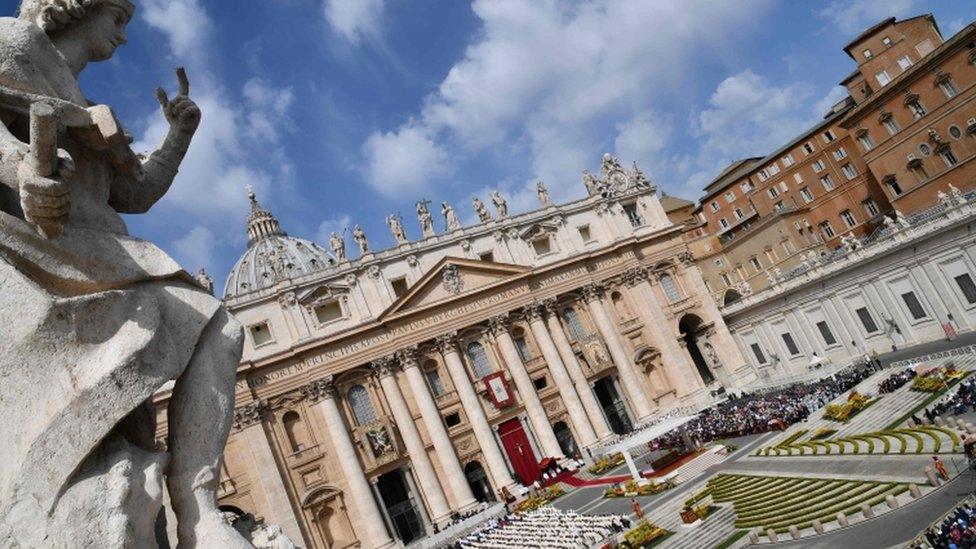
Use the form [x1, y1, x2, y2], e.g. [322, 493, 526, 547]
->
[451, 507, 629, 549]
[432, 503, 496, 534]
[653, 366, 874, 448]
[879, 368, 916, 393]
[912, 497, 976, 548]
[922, 376, 976, 421]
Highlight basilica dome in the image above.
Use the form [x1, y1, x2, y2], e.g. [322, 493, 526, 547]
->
[224, 191, 337, 299]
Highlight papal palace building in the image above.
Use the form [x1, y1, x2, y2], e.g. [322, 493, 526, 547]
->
[154, 154, 751, 548]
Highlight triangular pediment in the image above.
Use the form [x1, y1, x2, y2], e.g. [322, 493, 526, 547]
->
[380, 257, 530, 319]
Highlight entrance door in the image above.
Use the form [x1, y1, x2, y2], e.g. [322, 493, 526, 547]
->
[376, 469, 425, 544]
[594, 377, 633, 435]
[497, 418, 540, 486]
[553, 421, 578, 458]
[464, 461, 495, 502]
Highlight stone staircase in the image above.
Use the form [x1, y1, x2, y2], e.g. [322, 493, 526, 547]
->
[669, 446, 728, 485]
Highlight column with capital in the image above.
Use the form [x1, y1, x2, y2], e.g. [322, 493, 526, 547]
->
[488, 314, 565, 459]
[233, 402, 305, 545]
[541, 299, 613, 441]
[436, 334, 517, 491]
[581, 283, 655, 421]
[307, 377, 396, 549]
[523, 304, 598, 448]
[677, 252, 747, 376]
[623, 268, 701, 397]
[398, 349, 480, 511]
[371, 356, 452, 526]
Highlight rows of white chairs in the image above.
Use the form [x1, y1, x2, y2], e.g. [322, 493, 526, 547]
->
[454, 507, 628, 549]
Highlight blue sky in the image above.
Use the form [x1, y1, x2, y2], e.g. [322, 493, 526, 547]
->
[4, 0, 974, 293]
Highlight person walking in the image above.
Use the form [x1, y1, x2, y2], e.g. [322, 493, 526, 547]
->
[631, 498, 644, 519]
[933, 455, 950, 481]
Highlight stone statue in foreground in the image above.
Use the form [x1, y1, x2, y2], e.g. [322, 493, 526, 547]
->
[0, 1, 249, 547]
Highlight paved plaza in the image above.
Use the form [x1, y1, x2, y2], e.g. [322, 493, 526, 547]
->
[538, 341, 976, 548]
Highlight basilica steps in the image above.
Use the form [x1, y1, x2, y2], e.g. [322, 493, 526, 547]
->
[656, 505, 737, 549]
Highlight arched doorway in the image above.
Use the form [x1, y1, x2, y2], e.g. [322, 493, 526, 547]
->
[553, 421, 578, 458]
[375, 469, 425, 544]
[679, 314, 715, 385]
[464, 461, 495, 503]
[593, 377, 633, 435]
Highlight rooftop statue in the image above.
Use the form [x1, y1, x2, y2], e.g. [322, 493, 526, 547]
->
[536, 181, 553, 208]
[416, 199, 435, 238]
[353, 224, 368, 254]
[387, 212, 407, 245]
[0, 2, 251, 546]
[491, 190, 508, 218]
[581, 169, 600, 196]
[330, 231, 346, 262]
[473, 196, 492, 223]
[442, 201, 461, 231]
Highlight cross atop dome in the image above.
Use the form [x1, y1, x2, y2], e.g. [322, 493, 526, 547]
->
[245, 187, 285, 246]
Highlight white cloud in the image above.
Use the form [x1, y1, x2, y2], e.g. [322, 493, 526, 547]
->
[361, 0, 774, 205]
[322, 0, 386, 45]
[172, 226, 215, 271]
[315, 214, 352, 247]
[140, 0, 213, 66]
[815, 0, 920, 35]
[361, 124, 450, 199]
[614, 113, 672, 169]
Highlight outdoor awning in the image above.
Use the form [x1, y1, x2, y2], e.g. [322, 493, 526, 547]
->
[598, 414, 698, 455]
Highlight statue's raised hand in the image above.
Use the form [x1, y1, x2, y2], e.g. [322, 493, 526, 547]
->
[156, 68, 200, 136]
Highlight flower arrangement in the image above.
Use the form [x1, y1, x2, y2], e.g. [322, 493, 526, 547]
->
[515, 486, 566, 512]
[911, 366, 967, 392]
[823, 391, 874, 422]
[810, 427, 837, 440]
[621, 520, 670, 548]
[588, 452, 625, 475]
[603, 478, 675, 498]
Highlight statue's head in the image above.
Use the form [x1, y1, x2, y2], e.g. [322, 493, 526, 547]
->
[20, 0, 134, 62]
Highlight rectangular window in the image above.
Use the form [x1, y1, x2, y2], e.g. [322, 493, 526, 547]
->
[734, 208, 745, 220]
[820, 174, 835, 191]
[832, 147, 847, 161]
[532, 376, 547, 391]
[876, 70, 892, 87]
[858, 134, 875, 151]
[721, 272, 732, 286]
[823, 130, 836, 143]
[939, 79, 959, 98]
[768, 186, 780, 198]
[782, 154, 795, 167]
[897, 55, 912, 71]
[314, 300, 344, 323]
[515, 337, 531, 362]
[779, 181, 789, 192]
[719, 218, 730, 229]
[941, 148, 959, 168]
[856, 307, 879, 333]
[840, 209, 857, 228]
[800, 187, 814, 203]
[757, 169, 769, 182]
[768, 163, 780, 176]
[882, 36, 892, 47]
[793, 172, 803, 184]
[740, 181, 754, 193]
[887, 178, 903, 196]
[444, 412, 461, 428]
[819, 220, 835, 238]
[803, 142, 815, 155]
[816, 321, 837, 345]
[577, 225, 592, 243]
[710, 201, 719, 213]
[784, 239, 796, 254]
[532, 237, 552, 256]
[863, 48, 872, 59]
[623, 203, 644, 227]
[426, 369, 445, 396]
[749, 256, 762, 271]
[249, 322, 273, 347]
[773, 201, 784, 211]
[390, 277, 409, 298]
[901, 291, 927, 320]
[725, 191, 736, 203]
[781, 333, 800, 356]
[883, 117, 900, 135]
[841, 163, 858, 179]
[812, 159, 826, 172]
[863, 197, 880, 216]
[907, 99, 926, 118]
[955, 273, 976, 304]
[750, 343, 767, 364]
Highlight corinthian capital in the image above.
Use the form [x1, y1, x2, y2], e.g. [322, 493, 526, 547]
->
[433, 332, 460, 355]
[540, 297, 559, 317]
[488, 313, 513, 335]
[580, 283, 605, 303]
[232, 400, 267, 431]
[521, 302, 546, 322]
[676, 250, 695, 266]
[370, 355, 398, 378]
[395, 346, 420, 369]
[620, 266, 649, 287]
[301, 375, 337, 403]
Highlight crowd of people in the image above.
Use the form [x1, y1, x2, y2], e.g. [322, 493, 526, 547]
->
[432, 503, 496, 535]
[449, 508, 629, 549]
[652, 366, 875, 449]
[912, 497, 976, 548]
[922, 375, 976, 420]
[879, 368, 916, 393]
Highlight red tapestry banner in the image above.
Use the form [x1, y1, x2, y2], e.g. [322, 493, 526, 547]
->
[483, 372, 514, 409]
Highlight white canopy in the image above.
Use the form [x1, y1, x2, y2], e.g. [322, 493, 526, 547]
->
[599, 414, 698, 455]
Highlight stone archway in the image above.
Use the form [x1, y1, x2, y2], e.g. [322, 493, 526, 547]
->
[303, 485, 354, 549]
[634, 347, 670, 399]
[464, 461, 495, 503]
[678, 314, 715, 385]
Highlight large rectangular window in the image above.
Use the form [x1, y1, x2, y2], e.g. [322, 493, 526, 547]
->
[820, 175, 835, 191]
[816, 321, 837, 345]
[901, 291, 927, 320]
[781, 333, 800, 356]
[840, 210, 857, 228]
[954, 273, 976, 304]
[750, 343, 767, 364]
[863, 198, 880, 217]
[855, 307, 879, 333]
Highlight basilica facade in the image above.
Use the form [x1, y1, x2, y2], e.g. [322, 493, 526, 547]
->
[154, 155, 751, 548]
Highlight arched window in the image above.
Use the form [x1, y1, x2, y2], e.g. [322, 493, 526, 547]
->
[512, 328, 531, 362]
[347, 385, 376, 425]
[466, 341, 493, 378]
[282, 410, 308, 452]
[562, 308, 586, 341]
[423, 360, 446, 396]
[660, 274, 682, 303]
